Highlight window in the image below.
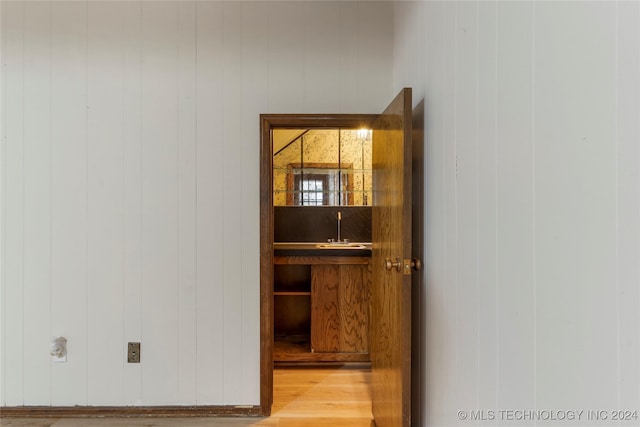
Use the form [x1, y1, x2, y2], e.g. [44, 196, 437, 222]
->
[286, 163, 353, 206]
[297, 176, 325, 206]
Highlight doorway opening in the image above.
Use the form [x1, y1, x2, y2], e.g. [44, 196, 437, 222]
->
[260, 88, 416, 427]
[259, 114, 378, 415]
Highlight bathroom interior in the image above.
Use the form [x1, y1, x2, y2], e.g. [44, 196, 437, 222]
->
[272, 128, 374, 365]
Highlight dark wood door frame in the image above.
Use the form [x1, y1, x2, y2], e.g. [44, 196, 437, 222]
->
[259, 114, 378, 415]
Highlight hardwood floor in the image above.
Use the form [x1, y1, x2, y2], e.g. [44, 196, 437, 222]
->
[1, 367, 373, 427]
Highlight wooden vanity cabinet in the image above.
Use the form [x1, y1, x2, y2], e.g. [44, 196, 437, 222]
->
[311, 264, 369, 353]
[274, 256, 370, 363]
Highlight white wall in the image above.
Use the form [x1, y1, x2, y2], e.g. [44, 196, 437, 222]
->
[394, 1, 640, 426]
[0, 0, 393, 406]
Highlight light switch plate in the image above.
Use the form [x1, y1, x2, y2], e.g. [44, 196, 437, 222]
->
[128, 342, 140, 363]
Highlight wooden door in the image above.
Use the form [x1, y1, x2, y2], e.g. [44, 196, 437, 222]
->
[370, 88, 413, 427]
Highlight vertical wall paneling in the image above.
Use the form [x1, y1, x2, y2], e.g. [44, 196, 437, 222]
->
[391, 1, 425, 109]
[2, 0, 23, 406]
[423, 2, 446, 425]
[616, 0, 640, 410]
[476, 1, 498, 420]
[177, 0, 197, 406]
[267, 2, 305, 113]
[1, 1, 395, 407]
[140, 2, 179, 405]
[393, 2, 640, 426]
[441, 3, 458, 425]
[304, 2, 340, 113]
[86, 1, 124, 405]
[453, 1, 479, 416]
[122, 0, 142, 406]
[2, 0, 25, 406]
[50, 1, 88, 406]
[22, 1, 52, 405]
[357, 2, 393, 113]
[195, 1, 224, 404]
[535, 2, 618, 409]
[222, 2, 243, 405]
[240, 1, 268, 404]
[495, 1, 535, 412]
[337, 2, 359, 113]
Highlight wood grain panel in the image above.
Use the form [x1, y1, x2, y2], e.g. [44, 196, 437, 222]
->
[370, 88, 412, 427]
[311, 265, 369, 354]
[274, 344, 370, 363]
[311, 265, 341, 353]
[275, 256, 370, 265]
[338, 265, 369, 353]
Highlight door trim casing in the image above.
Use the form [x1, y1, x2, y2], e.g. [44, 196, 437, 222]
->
[259, 114, 378, 415]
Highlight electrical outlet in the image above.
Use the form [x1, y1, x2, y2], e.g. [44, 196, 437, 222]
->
[128, 342, 140, 363]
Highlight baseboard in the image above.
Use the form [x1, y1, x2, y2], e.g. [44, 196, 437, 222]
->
[0, 405, 263, 418]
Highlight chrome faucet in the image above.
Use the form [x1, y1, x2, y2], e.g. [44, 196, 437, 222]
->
[328, 211, 349, 243]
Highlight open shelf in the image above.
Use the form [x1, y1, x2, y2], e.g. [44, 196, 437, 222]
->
[273, 256, 370, 364]
[274, 335, 370, 363]
[274, 334, 311, 361]
[274, 264, 311, 293]
[274, 291, 311, 296]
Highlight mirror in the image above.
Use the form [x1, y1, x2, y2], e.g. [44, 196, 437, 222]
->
[273, 129, 372, 206]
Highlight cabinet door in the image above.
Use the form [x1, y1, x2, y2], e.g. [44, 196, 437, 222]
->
[311, 264, 369, 353]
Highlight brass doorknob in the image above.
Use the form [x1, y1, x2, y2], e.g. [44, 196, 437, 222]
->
[411, 258, 422, 271]
[384, 257, 401, 272]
